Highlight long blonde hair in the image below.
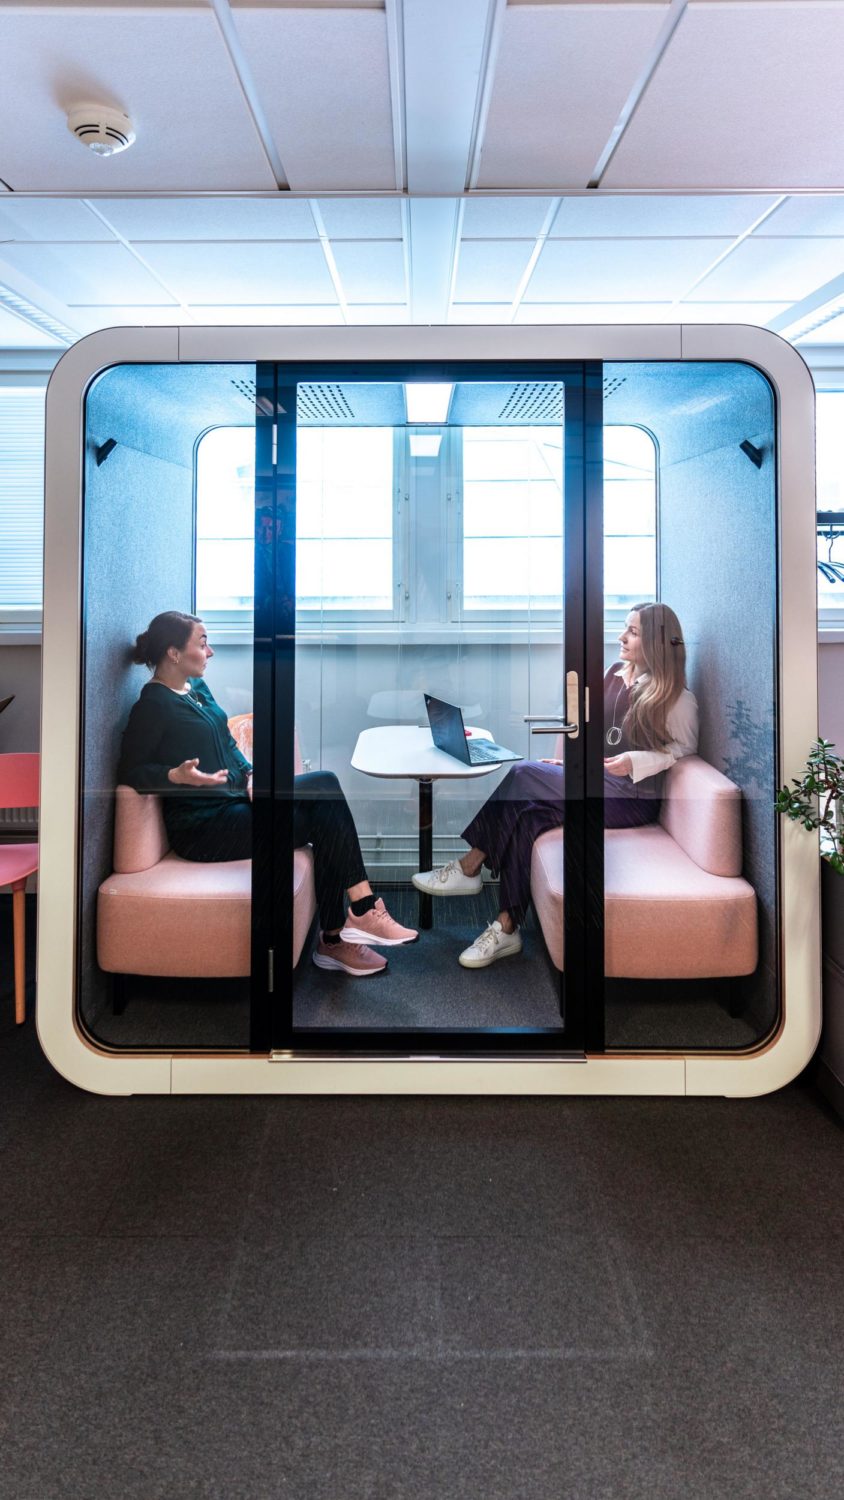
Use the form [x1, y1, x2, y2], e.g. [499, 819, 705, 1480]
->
[622, 602, 687, 751]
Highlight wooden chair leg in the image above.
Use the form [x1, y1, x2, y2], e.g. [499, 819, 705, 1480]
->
[12, 883, 26, 1025]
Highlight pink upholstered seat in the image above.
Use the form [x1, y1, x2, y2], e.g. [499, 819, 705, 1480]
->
[530, 754, 758, 979]
[97, 719, 316, 980]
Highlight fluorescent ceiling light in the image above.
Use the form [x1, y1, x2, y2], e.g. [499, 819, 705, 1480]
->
[405, 383, 453, 423]
[409, 433, 442, 458]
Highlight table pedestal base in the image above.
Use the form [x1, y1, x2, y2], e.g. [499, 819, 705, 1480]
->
[418, 778, 433, 929]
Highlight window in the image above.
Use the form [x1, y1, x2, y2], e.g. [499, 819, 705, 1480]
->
[457, 424, 657, 619]
[195, 425, 398, 619]
[603, 424, 657, 612]
[816, 390, 844, 621]
[460, 427, 564, 613]
[0, 385, 46, 615]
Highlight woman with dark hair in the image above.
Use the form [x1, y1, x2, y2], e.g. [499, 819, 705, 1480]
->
[118, 610, 417, 977]
[413, 602, 699, 969]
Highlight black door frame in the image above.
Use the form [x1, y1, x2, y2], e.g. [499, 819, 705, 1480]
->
[250, 358, 605, 1056]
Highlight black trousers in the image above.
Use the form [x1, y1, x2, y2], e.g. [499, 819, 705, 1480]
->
[167, 770, 368, 932]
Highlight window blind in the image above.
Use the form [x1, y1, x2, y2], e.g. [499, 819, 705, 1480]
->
[0, 386, 45, 609]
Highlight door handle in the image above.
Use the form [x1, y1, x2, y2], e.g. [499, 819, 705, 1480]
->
[523, 671, 580, 741]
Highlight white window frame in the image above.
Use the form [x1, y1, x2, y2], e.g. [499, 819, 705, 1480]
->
[0, 365, 52, 640]
[807, 364, 844, 634]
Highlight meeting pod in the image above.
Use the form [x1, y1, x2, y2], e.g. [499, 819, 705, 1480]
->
[38, 325, 818, 1097]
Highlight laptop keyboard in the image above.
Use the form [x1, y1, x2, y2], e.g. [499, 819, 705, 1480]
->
[469, 741, 510, 763]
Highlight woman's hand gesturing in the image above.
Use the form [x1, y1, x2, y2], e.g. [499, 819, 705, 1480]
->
[604, 753, 633, 777]
[167, 758, 229, 788]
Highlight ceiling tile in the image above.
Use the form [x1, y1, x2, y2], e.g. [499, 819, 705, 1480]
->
[0, 200, 116, 242]
[677, 302, 792, 324]
[0, 303, 66, 347]
[97, 199, 317, 242]
[450, 304, 512, 324]
[454, 240, 535, 302]
[692, 238, 844, 301]
[0, 243, 175, 306]
[187, 305, 344, 326]
[477, 5, 669, 188]
[346, 306, 411, 325]
[331, 242, 406, 303]
[755, 197, 844, 237]
[550, 195, 780, 238]
[461, 198, 556, 239]
[140, 242, 337, 304]
[514, 304, 674, 325]
[0, 10, 276, 190]
[232, 7, 397, 190]
[315, 200, 403, 239]
[604, 2, 844, 188]
[60, 305, 189, 336]
[525, 239, 734, 303]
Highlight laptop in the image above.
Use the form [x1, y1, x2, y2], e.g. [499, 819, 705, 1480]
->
[424, 694, 523, 767]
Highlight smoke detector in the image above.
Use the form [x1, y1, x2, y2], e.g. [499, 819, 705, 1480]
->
[67, 104, 135, 157]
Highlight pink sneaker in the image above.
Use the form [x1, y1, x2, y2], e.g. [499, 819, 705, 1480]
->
[312, 935, 387, 977]
[340, 898, 419, 947]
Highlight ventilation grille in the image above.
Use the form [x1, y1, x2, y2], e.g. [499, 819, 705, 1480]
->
[603, 374, 627, 400]
[0, 808, 37, 830]
[230, 376, 256, 405]
[298, 384, 355, 422]
[498, 382, 564, 424]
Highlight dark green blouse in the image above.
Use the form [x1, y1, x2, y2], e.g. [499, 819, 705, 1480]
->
[117, 677, 252, 841]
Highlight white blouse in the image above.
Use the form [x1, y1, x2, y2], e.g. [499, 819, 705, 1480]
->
[612, 668, 700, 784]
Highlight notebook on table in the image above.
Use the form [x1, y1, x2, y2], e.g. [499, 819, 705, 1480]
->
[424, 694, 522, 767]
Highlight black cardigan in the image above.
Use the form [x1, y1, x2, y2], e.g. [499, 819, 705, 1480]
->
[117, 677, 252, 840]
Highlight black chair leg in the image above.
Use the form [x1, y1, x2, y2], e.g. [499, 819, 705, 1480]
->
[112, 973, 128, 1016]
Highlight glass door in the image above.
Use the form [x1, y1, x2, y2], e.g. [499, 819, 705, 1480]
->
[251, 360, 602, 1057]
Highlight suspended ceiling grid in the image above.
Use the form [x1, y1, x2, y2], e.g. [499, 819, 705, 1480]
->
[0, 0, 844, 348]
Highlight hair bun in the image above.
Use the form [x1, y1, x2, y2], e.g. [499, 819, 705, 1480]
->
[131, 630, 150, 666]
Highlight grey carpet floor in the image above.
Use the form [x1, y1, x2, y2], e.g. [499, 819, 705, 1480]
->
[1, 906, 844, 1500]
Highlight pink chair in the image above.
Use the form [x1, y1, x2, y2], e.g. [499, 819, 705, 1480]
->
[0, 753, 39, 1025]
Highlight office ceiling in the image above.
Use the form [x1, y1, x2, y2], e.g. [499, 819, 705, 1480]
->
[1, 0, 844, 349]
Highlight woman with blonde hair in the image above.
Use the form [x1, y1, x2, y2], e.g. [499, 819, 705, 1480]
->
[414, 602, 698, 969]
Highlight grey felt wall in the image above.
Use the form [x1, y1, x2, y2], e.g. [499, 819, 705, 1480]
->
[608, 361, 778, 1041]
[79, 363, 254, 1034]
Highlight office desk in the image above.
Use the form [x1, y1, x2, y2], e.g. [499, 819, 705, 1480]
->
[351, 725, 501, 929]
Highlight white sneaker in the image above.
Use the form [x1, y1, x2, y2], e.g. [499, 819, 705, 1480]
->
[458, 921, 523, 969]
[412, 859, 483, 897]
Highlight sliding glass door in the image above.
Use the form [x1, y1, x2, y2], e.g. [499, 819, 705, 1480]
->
[250, 360, 602, 1056]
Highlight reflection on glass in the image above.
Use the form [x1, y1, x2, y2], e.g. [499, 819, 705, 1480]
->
[603, 362, 777, 1051]
[289, 382, 569, 1043]
[80, 363, 256, 1051]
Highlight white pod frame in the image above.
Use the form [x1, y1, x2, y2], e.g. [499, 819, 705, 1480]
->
[37, 324, 819, 1097]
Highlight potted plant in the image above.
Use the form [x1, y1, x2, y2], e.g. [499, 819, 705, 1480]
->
[777, 738, 844, 1115]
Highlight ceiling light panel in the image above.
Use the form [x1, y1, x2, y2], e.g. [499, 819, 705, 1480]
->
[0, 11, 276, 190]
[692, 238, 844, 303]
[453, 241, 537, 303]
[405, 384, 453, 423]
[134, 242, 337, 305]
[0, 243, 173, 306]
[97, 198, 318, 243]
[550, 195, 780, 239]
[794, 311, 844, 345]
[330, 242, 407, 304]
[461, 199, 557, 240]
[604, 2, 844, 189]
[477, 4, 669, 189]
[230, 7, 397, 190]
[525, 238, 734, 304]
[0, 301, 68, 348]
